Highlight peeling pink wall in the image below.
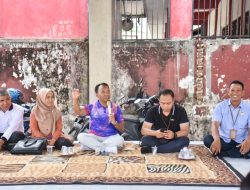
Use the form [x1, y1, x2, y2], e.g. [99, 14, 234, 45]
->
[0, 0, 88, 38]
[211, 45, 250, 99]
[112, 42, 190, 103]
[170, 0, 192, 39]
[138, 53, 189, 102]
[0, 40, 89, 112]
[113, 40, 250, 141]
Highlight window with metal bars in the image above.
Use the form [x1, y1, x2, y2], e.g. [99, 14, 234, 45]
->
[192, 0, 250, 39]
[112, 0, 170, 40]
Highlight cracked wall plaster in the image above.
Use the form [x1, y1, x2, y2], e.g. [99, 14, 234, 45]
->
[0, 39, 89, 132]
[112, 39, 250, 140]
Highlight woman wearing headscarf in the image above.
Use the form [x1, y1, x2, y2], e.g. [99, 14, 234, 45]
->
[30, 88, 73, 150]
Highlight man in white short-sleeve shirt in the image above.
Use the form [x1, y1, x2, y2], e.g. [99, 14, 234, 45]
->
[0, 87, 25, 151]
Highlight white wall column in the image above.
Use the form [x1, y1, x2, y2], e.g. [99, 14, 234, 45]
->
[89, 0, 112, 102]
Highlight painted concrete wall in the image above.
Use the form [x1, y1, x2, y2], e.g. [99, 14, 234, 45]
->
[1, 39, 250, 140]
[0, 40, 89, 131]
[112, 41, 193, 103]
[89, 0, 112, 103]
[0, 0, 89, 132]
[206, 40, 250, 98]
[0, 40, 89, 108]
[112, 39, 250, 140]
[170, 0, 192, 39]
[0, 0, 88, 39]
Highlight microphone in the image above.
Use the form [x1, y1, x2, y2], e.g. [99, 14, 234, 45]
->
[107, 101, 112, 114]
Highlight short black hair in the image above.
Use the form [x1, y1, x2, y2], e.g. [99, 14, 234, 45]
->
[240, 171, 250, 190]
[159, 89, 175, 99]
[230, 80, 244, 90]
[0, 87, 10, 97]
[94, 83, 109, 93]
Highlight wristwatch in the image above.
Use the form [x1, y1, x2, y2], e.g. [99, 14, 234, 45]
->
[174, 132, 177, 139]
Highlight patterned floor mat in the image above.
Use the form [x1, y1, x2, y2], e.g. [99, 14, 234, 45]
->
[0, 145, 243, 186]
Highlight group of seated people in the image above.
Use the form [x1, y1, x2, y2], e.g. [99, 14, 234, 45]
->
[0, 87, 73, 151]
[0, 80, 250, 159]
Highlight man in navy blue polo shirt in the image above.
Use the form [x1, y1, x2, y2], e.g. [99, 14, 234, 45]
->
[204, 80, 250, 159]
[141, 89, 189, 153]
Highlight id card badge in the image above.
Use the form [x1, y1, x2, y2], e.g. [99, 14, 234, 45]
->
[230, 129, 237, 140]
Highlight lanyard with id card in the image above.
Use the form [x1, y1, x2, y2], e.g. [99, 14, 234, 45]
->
[230, 129, 236, 140]
[229, 105, 240, 140]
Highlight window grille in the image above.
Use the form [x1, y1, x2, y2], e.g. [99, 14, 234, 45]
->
[192, 0, 250, 38]
[113, 0, 170, 40]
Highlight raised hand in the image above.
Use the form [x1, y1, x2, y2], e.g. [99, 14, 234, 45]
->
[72, 89, 80, 100]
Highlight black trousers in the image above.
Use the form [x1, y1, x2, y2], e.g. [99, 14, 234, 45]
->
[141, 136, 190, 153]
[204, 134, 250, 158]
[0, 131, 26, 151]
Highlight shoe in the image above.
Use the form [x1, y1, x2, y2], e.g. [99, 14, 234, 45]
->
[80, 145, 92, 151]
[141, 146, 152, 154]
[105, 146, 118, 154]
[95, 148, 101, 155]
